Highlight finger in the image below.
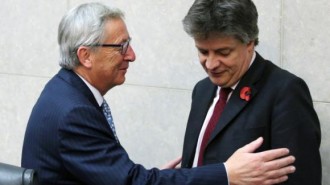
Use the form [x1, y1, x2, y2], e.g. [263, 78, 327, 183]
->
[263, 175, 288, 185]
[171, 156, 182, 166]
[160, 156, 182, 169]
[269, 165, 296, 177]
[264, 156, 295, 171]
[167, 156, 182, 168]
[257, 148, 290, 161]
[239, 137, 263, 153]
[261, 165, 295, 184]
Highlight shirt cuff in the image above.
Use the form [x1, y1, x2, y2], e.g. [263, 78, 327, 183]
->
[223, 162, 230, 185]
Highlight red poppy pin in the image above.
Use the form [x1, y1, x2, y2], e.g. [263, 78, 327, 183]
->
[240, 86, 252, 101]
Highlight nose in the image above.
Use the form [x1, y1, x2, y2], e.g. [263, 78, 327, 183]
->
[124, 45, 136, 62]
[204, 54, 220, 70]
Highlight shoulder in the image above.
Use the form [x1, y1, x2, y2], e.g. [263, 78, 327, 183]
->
[265, 61, 307, 88]
[194, 77, 214, 90]
[253, 55, 306, 88]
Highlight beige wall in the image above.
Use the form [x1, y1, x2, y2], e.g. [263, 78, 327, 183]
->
[0, 0, 329, 184]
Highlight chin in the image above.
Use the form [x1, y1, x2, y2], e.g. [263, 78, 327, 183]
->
[116, 77, 126, 85]
[209, 77, 223, 86]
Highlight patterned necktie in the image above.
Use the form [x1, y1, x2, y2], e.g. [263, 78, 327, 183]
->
[101, 99, 119, 143]
[197, 87, 232, 166]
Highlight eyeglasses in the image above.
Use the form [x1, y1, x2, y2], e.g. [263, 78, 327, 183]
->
[92, 37, 131, 55]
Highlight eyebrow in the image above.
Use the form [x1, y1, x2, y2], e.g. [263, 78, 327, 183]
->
[196, 46, 232, 51]
[215, 47, 232, 52]
[119, 36, 131, 43]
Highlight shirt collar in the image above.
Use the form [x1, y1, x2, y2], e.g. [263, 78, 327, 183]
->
[75, 73, 104, 107]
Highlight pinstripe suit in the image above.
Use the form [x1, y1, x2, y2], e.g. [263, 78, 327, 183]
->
[21, 68, 228, 185]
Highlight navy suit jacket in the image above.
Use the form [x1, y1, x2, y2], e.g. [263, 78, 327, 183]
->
[181, 53, 322, 184]
[21, 68, 228, 185]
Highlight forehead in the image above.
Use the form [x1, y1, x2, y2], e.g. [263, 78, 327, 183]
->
[103, 18, 129, 42]
[194, 35, 241, 49]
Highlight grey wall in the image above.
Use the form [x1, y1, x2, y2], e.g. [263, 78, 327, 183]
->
[0, 0, 329, 184]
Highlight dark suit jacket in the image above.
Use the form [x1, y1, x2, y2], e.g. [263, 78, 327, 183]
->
[21, 68, 228, 185]
[181, 53, 322, 184]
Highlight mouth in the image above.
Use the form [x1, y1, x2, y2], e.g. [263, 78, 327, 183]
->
[209, 70, 226, 77]
[120, 64, 129, 71]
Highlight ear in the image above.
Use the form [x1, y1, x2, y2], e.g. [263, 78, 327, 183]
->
[247, 41, 255, 53]
[77, 46, 93, 68]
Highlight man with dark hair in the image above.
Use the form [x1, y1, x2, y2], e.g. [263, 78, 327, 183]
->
[181, 0, 321, 184]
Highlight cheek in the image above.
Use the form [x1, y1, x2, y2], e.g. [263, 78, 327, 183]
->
[226, 58, 247, 80]
[224, 54, 241, 69]
[106, 54, 122, 68]
[107, 51, 119, 61]
[200, 60, 206, 68]
[198, 53, 206, 62]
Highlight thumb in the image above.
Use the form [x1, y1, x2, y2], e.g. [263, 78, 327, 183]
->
[239, 137, 263, 153]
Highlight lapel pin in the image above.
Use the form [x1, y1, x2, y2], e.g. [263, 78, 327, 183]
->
[240, 86, 252, 101]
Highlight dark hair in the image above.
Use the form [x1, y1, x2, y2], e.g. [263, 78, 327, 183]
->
[183, 0, 259, 45]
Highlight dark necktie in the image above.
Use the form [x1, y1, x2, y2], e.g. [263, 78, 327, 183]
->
[101, 99, 119, 143]
[197, 87, 232, 166]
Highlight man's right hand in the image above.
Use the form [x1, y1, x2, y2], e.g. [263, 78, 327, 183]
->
[224, 137, 296, 185]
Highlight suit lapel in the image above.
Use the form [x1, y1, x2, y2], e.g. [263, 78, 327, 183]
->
[208, 53, 266, 143]
[183, 80, 217, 165]
[192, 82, 218, 138]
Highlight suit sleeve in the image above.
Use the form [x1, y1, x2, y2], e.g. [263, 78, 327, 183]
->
[271, 77, 321, 184]
[58, 105, 229, 185]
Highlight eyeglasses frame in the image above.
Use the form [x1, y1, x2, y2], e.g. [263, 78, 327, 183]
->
[91, 37, 131, 55]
